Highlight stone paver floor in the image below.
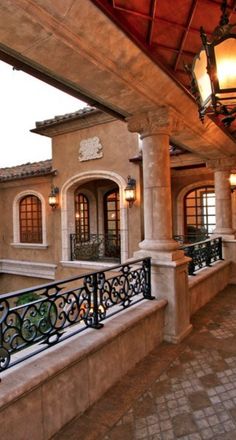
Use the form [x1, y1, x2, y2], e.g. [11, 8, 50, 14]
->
[53, 285, 236, 440]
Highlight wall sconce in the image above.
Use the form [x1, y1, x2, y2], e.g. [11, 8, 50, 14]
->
[124, 176, 136, 207]
[229, 173, 236, 192]
[48, 185, 59, 209]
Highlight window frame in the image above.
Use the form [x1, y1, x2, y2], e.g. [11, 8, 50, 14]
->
[19, 195, 43, 244]
[104, 188, 120, 257]
[12, 190, 47, 248]
[74, 192, 90, 241]
[184, 185, 216, 237]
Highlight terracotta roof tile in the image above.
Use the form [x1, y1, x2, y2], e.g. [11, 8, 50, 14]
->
[35, 106, 99, 128]
[0, 159, 54, 182]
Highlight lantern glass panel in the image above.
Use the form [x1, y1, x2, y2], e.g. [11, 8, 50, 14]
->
[49, 195, 57, 206]
[215, 38, 236, 91]
[193, 49, 212, 105]
[125, 189, 135, 202]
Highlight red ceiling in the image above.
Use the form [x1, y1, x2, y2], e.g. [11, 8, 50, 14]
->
[92, 0, 236, 89]
[92, 0, 236, 139]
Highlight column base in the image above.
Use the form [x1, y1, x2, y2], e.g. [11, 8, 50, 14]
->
[137, 236, 185, 263]
[139, 238, 180, 252]
[134, 248, 192, 344]
[134, 247, 186, 263]
[164, 323, 193, 344]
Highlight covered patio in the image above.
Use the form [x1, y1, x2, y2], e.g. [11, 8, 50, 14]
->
[0, 1, 236, 439]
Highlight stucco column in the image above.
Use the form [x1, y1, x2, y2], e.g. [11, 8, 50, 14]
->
[207, 158, 236, 238]
[127, 108, 180, 254]
[215, 170, 234, 235]
[127, 107, 192, 343]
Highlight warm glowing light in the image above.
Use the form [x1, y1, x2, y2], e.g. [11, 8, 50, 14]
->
[48, 186, 59, 209]
[217, 60, 236, 88]
[189, 3, 236, 126]
[229, 173, 236, 186]
[125, 189, 135, 202]
[215, 38, 236, 90]
[124, 176, 136, 207]
[49, 194, 57, 207]
[98, 305, 106, 313]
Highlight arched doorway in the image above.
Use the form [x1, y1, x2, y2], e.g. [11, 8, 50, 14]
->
[61, 171, 128, 264]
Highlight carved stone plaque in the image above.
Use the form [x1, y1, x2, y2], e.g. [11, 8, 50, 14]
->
[79, 136, 103, 162]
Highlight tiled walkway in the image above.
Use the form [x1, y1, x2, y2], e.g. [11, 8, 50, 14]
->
[53, 285, 236, 440]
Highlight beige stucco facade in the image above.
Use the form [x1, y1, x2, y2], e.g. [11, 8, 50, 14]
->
[0, 107, 235, 297]
[0, 109, 142, 290]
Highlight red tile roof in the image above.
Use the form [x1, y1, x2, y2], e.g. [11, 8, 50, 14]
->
[35, 106, 99, 128]
[0, 159, 54, 182]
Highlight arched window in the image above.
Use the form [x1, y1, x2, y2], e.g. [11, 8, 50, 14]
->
[75, 193, 90, 241]
[104, 189, 120, 257]
[184, 186, 216, 239]
[19, 195, 42, 243]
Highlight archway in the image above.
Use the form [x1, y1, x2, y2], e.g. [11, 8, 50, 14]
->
[61, 171, 128, 263]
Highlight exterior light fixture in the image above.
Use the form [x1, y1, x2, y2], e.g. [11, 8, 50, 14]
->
[187, 0, 236, 127]
[230, 173, 236, 192]
[48, 185, 59, 209]
[124, 176, 136, 207]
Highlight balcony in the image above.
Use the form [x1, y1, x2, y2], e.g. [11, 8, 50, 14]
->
[175, 235, 223, 275]
[70, 233, 120, 262]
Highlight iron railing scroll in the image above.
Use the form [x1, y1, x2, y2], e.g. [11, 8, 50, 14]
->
[174, 233, 209, 245]
[70, 233, 120, 261]
[182, 236, 223, 275]
[0, 257, 153, 372]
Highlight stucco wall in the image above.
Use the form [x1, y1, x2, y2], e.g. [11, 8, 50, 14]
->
[0, 176, 54, 262]
[1, 116, 236, 288]
[0, 116, 143, 284]
[51, 117, 142, 267]
[0, 273, 51, 294]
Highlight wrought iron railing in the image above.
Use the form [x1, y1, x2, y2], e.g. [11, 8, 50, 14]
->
[0, 258, 153, 371]
[181, 236, 223, 275]
[174, 233, 209, 245]
[70, 233, 120, 261]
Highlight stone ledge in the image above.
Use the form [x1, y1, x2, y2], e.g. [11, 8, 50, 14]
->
[60, 260, 119, 271]
[0, 299, 167, 440]
[11, 243, 48, 249]
[188, 260, 230, 288]
[0, 259, 57, 280]
[188, 260, 231, 315]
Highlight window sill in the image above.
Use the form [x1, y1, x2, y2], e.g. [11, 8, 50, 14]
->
[61, 260, 119, 271]
[11, 243, 48, 249]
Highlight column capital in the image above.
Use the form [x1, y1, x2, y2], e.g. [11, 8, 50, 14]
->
[126, 107, 184, 139]
[206, 157, 236, 172]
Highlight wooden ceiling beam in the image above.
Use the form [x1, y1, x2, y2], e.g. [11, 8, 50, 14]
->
[147, 0, 158, 46]
[111, 0, 212, 36]
[153, 42, 196, 58]
[112, 1, 153, 21]
[174, 0, 199, 71]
